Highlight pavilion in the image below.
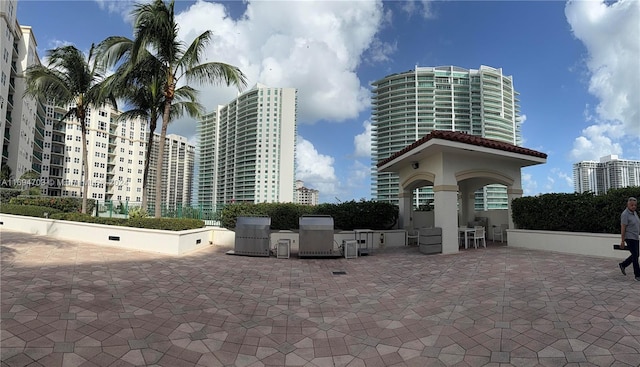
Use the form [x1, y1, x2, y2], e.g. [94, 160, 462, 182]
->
[377, 130, 547, 254]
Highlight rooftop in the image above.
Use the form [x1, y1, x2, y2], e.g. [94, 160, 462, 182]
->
[377, 130, 548, 169]
[1, 230, 638, 366]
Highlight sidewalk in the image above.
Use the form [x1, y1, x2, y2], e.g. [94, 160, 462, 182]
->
[1, 229, 639, 366]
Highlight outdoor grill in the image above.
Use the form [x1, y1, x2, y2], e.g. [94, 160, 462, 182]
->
[234, 216, 271, 257]
[298, 215, 337, 257]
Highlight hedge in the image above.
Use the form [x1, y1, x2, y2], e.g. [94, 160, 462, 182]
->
[9, 196, 96, 213]
[0, 188, 22, 203]
[49, 213, 205, 231]
[512, 187, 640, 233]
[219, 200, 399, 230]
[0, 204, 62, 218]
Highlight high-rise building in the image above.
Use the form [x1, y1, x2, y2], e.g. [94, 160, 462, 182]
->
[294, 180, 319, 206]
[147, 133, 195, 212]
[1, 5, 45, 180]
[1, 0, 194, 211]
[371, 65, 522, 210]
[40, 103, 147, 202]
[197, 83, 297, 210]
[574, 155, 640, 194]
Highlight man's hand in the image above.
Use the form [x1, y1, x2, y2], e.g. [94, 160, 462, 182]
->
[620, 240, 625, 250]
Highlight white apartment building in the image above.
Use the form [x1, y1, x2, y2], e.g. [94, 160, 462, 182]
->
[198, 83, 297, 210]
[294, 180, 319, 206]
[574, 155, 640, 194]
[147, 133, 195, 212]
[1, 3, 44, 180]
[0, 0, 18, 170]
[371, 65, 522, 210]
[40, 103, 147, 203]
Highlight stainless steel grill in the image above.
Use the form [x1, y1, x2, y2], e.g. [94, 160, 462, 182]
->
[234, 216, 271, 257]
[298, 215, 337, 257]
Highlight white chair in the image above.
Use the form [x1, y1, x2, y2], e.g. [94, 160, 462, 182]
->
[493, 224, 508, 243]
[406, 229, 419, 246]
[471, 226, 486, 249]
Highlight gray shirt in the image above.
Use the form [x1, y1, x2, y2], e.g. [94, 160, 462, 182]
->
[621, 209, 640, 240]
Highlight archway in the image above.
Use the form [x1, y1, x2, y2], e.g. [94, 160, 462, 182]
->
[377, 131, 546, 254]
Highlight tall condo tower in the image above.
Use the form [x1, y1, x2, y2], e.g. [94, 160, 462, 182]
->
[574, 155, 640, 195]
[371, 65, 522, 209]
[147, 133, 195, 212]
[197, 84, 297, 211]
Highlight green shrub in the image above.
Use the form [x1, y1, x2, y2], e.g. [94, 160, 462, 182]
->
[219, 200, 398, 230]
[49, 212, 204, 231]
[9, 196, 96, 213]
[512, 187, 640, 233]
[128, 206, 149, 219]
[0, 188, 22, 203]
[0, 204, 62, 218]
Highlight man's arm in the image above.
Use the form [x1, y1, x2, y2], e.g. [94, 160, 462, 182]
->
[621, 223, 627, 249]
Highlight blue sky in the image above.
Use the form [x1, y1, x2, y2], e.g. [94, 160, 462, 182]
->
[17, 0, 640, 203]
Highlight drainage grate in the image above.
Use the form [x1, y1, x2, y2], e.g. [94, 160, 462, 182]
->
[332, 271, 347, 275]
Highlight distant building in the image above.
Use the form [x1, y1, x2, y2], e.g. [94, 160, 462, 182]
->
[147, 134, 195, 211]
[371, 65, 522, 211]
[294, 180, 319, 206]
[197, 83, 297, 211]
[573, 155, 640, 194]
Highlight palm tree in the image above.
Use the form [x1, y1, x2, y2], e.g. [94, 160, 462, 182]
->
[25, 45, 115, 214]
[128, 0, 247, 217]
[99, 44, 202, 212]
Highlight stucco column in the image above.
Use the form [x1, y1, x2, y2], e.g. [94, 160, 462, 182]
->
[398, 190, 413, 229]
[507, 187, 523, 233]
[433, 184, 459, 254]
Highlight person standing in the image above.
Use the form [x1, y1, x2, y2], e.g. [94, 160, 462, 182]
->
[619, 197, 640, 281]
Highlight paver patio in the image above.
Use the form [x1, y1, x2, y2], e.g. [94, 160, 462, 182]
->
[1, 229, 639, 367]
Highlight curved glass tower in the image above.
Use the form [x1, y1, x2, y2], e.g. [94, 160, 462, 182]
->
[371, 65, 522, 209]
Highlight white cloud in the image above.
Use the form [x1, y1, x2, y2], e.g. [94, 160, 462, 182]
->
[551, 168, 573, 190]
[346, 160, 371, 200]
[354, 121, 372, 158]
[295, 136, 339, 198]
[565, 0, 640, 163]
[94, 0, 135, 22]
[401, 0, 435, 19]
[570, 123, 623, 161]
[521, 173, 538, 196]
[173, 0, 385, 126]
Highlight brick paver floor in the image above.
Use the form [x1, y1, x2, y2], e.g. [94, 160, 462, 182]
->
[1, 229, 639, 366]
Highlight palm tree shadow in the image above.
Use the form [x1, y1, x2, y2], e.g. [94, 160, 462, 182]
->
[1, 229, 72, 265]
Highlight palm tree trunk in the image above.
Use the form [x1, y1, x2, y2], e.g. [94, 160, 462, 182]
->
[154, 102, 171, 217]
[141, 117, 157, 212]
[81, 127, 89, 214]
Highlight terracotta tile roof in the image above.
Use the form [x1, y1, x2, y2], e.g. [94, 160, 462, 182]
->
[377, 130, 547, 168]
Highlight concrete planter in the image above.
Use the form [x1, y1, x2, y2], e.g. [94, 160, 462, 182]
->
[0, 214, 212, 256]
[508, 229, 628, 259]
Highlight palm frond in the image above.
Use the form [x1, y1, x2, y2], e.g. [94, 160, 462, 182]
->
[24, 66, 74, 104]
[96, 36, 134, 69]
[184, 62, 247, 89]
[170, 100, 204, 120]
[180, 30, 212, 70]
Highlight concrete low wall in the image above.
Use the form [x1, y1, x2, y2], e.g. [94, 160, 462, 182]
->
[1, 215, 410, 256]
[1, 214, 211, 256]
[508, 229, 628, 259]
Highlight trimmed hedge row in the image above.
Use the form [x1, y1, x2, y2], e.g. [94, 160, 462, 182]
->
[220, 201, 399, 230]
[9, 196, 96, 213]
[512, 187, 640, 233]
[0, 204, 62, 218]
[1, 205, 204, 231]
[49, 213, 205, 231]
